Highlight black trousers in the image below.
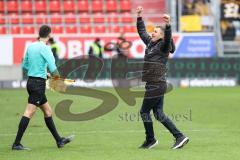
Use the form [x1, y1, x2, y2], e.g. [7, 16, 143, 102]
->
[140, 82, 183, 141]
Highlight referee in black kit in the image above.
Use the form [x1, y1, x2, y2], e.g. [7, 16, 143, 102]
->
[136, 6, 189, 149]
[12, 25, 74, 150]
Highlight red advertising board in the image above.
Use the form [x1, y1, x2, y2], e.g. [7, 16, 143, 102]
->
[13, 35, 180, 64]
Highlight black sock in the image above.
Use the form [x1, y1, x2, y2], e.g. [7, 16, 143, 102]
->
[44, 117, 61, 142]
[14, 116, 30, 145]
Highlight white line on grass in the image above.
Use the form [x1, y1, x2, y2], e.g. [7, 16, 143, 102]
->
[0, 129, 239, 137]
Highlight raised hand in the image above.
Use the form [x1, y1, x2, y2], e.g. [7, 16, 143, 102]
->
[163, 14, 171, 25]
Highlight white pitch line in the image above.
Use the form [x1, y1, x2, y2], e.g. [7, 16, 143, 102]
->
[0, 129, 239, 137]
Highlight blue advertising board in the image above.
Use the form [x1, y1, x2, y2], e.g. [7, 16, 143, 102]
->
[173, 34, 217, 58]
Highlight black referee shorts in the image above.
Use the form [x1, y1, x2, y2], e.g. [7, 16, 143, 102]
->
[26, 76, 47, 106]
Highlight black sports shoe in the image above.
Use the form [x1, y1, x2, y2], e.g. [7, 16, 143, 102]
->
[57, 135, 75, 148]
[139, 139, 158, 149]
[12, 143, 31, 151]
[172, 136, 189, 149]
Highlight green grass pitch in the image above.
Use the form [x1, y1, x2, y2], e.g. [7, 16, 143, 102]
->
[0, 87, 240, 160]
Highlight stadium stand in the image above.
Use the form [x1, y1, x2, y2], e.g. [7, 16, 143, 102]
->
[0, 13, 5, 24]
[52, 25, 64, 33]
[21, 0, 33, 13]
[63, 0, 75, 13]
[35, 0, 47, 13]
[0, 26, 6, 34]
[77, 0, 89, 13]
[106, 0, 118, 12]
[10, 25, 21, 34]
[0, 0, 166, 34]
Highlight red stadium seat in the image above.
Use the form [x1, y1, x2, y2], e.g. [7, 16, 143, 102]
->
[77, 0, 89, 13]
[109, 26, 121, 33]
[36, 13, 48, 24]
[93, 13, 105, 23]
[80, 26, 92, 33]
[11, 26, 21, 34]
[50, 13, 62, 24]
[107, 12, 119, 23]
[66, 26, 77, 33]
[0, 1, 4, 13]
[21, 0, 32, 13]
[9, 13, 19, 24]
[0, 26, 6, 34]
[79, 13, 90, 23]
[65, 12, 76, 24]
[49, 0, 61, 13]
[123, 26, 135, 33]
[22, 13, 34, 24]
[23, 26, 35, 34]
[94, 25, 106, 33]
[52, 26, 64, 34]
[7, 0, 18, 13]
[106, 0, 117, 12]
[63, 0, 75, 13]
[35, 0, 46, 13]
[92, 0, 103, 13]
[120, 0, 131, 12]
[121, 12, 133, 23]
[0, 13, 5, 24]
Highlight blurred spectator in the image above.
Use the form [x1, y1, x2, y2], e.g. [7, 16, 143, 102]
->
[104, 33, 131, 58]
[182, 0, 195, 15]
[222, 21, 236, 41]
[181, 0, 213, 32]
[233, 21, 240, 41]
[194, 0, 210, 16]
[116, 33, 130, 58]
[194, 0, 212, 31]
[182, 0, 211, 16]
[48, 38, 60, 64]
[88, 38, 103, 58]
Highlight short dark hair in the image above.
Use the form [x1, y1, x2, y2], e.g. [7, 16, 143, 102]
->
[39, 25, 51, 38]
[95, 38, 100, 42]
[48, 37, 55, 44]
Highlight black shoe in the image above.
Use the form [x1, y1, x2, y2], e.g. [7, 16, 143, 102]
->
[12, 143, 31, 151]
[139, 139, 158, 149]
[57, 135, 75, 148]
[172, 136, 189, 149]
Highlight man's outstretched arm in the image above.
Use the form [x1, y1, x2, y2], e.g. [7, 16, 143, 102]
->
[162, 14, 172, 53]
[136, 6, 151, 45]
